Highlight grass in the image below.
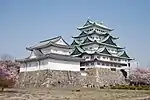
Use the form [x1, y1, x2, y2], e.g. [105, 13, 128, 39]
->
[0, 88, 150, 100]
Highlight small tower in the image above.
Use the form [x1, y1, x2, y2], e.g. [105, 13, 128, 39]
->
[71, 19, 132, 73]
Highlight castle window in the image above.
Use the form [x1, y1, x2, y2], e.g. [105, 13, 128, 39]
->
[86, 56, 89, 59]
[106, 63, 109, 66]
[91, 55, 94, 59]
[89, 47, 92, 49]
[102, 63, 105, 66]
[91, 62, 94, 65]
[97, 56, 100, 59]
[110, 64, 113, 66]
[111, 68, 116, 71]
[80, 68, 85, 71]
[85, 48, 88, 50]
[118, 59, 121, 61]
[35, 62, 38, 66]
[28, 63, 31, 67]
[128, 63, 130, 67]
[97, 62, 100, 65]
[80, 63, 85, 66]
[110, 57, 113, 60]
[103, 56, 106, 59]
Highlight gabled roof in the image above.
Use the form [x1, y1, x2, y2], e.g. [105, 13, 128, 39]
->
[118, 51, 130, 58]
[72, 30, 118, 39]
[79, 31, 87, 36]
[80, 40, 123, 49]
[26, 36, 72, 51]
[71, 46, 84, 55]
[82, 37, 93, 44]
[101, 35, 117, 46]
[83, 19, 93, 26]
[100, 48, 111, 55]
[40, 36, 69, 46]
[97, 47, 111, 55]
[71, 40, 80, 46]
[77, 19, 113, 31]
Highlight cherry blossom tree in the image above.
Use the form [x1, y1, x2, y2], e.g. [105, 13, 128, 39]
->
[0, 61, 20, 91]
[129, 68, 150, 85]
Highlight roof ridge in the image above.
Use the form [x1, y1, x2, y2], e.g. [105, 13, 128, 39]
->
[40, 36, 61, 43]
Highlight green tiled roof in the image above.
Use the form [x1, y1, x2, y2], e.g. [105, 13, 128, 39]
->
[79, 31, 87, 36]
[71, 46, 84, 55]
[101, 36, 117, 46]
[118, 51, 130, 58]
[82, 37, 93, 44]
[77, 19, 113, 31]
[71, 40, 80, 46]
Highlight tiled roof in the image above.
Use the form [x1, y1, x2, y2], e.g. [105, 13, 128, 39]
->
[16, 53, 83, 62]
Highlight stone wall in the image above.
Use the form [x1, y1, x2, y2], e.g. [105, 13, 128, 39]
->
[84, 68, 127, 87]
[16, 68, 127, 88]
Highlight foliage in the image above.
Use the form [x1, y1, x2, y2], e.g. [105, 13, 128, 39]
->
[129, 68, 150, 85]
[0, 60, 20, 91]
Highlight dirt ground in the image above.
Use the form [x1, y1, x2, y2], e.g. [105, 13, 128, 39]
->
[0, 88, 150, 100]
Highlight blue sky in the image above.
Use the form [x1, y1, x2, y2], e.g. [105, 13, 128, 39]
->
[0, 0, 150, 67]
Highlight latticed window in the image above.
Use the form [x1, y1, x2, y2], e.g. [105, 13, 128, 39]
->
[91, 62, 94, 65]
[111, 68, 116, 71]
[80, 63, 85, 66]
[86, 56, 89, 59]
[28, 63, 31, 67]
[106, 63, 109, 66]
[103, 56, 106, 59]
[110, 57, 113, 60]
[97, 62, 100, 65]
[97, 56, 100, 59]
[91, 55, 94, 59]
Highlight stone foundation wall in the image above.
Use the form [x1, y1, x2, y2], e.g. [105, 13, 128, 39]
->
[84, 68, 127, 86]
[16, 68, 127, 88]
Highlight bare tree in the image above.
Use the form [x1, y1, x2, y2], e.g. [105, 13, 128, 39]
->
[0, 54, 14, 61]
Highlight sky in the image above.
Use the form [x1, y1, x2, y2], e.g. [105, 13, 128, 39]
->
[0, 0, 150, 67]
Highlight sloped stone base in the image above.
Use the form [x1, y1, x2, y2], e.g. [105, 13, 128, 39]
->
[16, 68, 127, 88]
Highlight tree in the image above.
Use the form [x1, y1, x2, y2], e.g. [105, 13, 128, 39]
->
[129, 68, 150, 85]
[0, 61, 20, 91]
[0, 54, 14, 61]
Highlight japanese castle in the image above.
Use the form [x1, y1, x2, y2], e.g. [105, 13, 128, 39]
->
[71, 19, 132, 71]
[17, 19, 132, 72]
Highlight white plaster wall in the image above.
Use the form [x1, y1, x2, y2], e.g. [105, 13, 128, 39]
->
[20, 58, 80, 72]
[90, 34, 100, 40]
[20, 61, 40, 72]
[77, 37, 86, 43]
[41, 47, 52, 54]
[82, 44, 99, 51]
[41, 46, 70, 55]
[48, 59, 80, 71]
